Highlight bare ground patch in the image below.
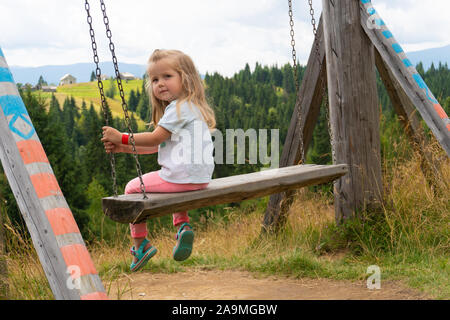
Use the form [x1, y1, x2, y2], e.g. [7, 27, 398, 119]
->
[107, 269, 429, 300]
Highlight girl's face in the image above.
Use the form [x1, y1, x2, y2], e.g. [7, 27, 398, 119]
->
[148, 58, 183, 102]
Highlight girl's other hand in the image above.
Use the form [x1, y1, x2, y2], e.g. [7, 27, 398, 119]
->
[103, 141, 123, 154]
[101, 126, 121, 145]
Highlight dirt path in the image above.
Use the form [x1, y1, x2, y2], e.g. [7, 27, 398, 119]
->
[108, 269, 429, 300]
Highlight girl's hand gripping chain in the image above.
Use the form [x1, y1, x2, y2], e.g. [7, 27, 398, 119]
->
[101, 126, 127, 154]
[103, 141, 122, 154]
[101, 126, 123, 145]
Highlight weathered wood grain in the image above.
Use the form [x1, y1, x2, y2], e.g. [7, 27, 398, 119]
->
[322, 0, 383, 221]
[103, 164, 348, 224]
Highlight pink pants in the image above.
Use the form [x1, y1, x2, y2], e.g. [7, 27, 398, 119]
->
[125, 170, 209, 238]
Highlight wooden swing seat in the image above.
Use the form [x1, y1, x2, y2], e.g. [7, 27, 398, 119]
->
[102, 164, 348, 224]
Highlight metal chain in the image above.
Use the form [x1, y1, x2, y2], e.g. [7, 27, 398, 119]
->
[288, 0, 299, 95]
[307, 0, 336, 164]
[84, 0, 118, 197]
[308, 0, 322, 67]
[98, 0, 147, 199]
[288, 0, 305, 165]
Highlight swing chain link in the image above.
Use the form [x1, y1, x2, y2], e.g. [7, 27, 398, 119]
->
[98, 0, 147, 199]
[288, 0, 299, 96]
[84, 0, 118, 197]
[308, 0, 321, 67]
[307, 0, 336, 164]
[288, 0, 305, 165]
[85, 0, 147, 199]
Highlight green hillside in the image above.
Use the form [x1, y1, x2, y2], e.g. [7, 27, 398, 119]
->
[38, 79, 147, 130]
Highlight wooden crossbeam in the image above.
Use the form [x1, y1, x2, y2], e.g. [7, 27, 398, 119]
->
[103, 164, 348, 224]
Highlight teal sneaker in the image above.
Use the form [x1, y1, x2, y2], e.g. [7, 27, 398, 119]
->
[173, 223, 194, 261]
[130, 239, 157, 272]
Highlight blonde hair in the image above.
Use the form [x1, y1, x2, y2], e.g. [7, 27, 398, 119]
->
[145, 49, 216, 131]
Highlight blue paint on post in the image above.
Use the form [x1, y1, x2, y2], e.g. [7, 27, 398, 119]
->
[0, 67, 14, 83]
[361, 0, 371, 4]
[0, 95, 29, 117]
[375, 19, 385, 26]
[0, 47, 4, 57]
[367, 7, 376, 15]
[403, 59, 413, 67]
[0, 95, 36, 140]
[392, 43, 403, 53]
[413, 74, 439, 104]
[382, 30, 393, 39]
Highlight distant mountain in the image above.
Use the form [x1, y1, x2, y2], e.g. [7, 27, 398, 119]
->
[406, 45, 450, 70]
[7, 44, 450, 85]
[9, 62, 147, 86]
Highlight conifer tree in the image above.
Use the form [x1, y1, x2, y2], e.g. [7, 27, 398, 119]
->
[128, 89, 138, 112]
[44, 96, 90, 233]
[106, 77, 116, 99]
[37, 75, 47, 87]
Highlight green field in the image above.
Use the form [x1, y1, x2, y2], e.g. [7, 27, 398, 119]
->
[37, 79, 147, 130]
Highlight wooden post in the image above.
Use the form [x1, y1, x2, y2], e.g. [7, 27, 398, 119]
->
[322, 0, 383, 221]
[0, 47, 107, 300]
[0, 203, 8, 299]
[263, 17, 327, 231]
[360, 0, 450, 156]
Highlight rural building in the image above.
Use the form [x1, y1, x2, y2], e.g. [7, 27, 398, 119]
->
[41, 86, 57, 92]
[59, 74, 77, 86]
[119, 72, 136, 81]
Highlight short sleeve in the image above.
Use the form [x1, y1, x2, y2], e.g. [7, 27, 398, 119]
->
[157, 102, 189, 135]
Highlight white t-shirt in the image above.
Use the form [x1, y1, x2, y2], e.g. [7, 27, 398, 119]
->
[157, 100, 215, 184]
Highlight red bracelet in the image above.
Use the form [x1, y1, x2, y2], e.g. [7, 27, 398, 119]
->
[121, 133, 129, 145]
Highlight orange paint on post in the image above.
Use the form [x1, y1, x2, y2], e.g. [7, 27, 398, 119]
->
[60, 244, 98, 278]
[433, 103, 447, 119]
[16, 140, 49, 164]
[81, 292, 109, 300]
[45, 208, 80, 236]
[30, 173, 62, 198]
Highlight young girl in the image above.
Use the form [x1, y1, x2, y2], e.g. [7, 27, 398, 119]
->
[101, 49, 216, 272]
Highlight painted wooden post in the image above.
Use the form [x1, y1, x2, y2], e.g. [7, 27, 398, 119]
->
[360, 0, 450, 156]
[263, 17, 327, 231]
[322, 0, 383, 221]
[0, 46, 107, 300]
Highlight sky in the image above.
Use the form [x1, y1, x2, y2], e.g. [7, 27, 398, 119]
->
[0, 0, 449, 77]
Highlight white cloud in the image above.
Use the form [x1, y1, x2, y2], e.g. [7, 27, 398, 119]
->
[371, 0, 450, 51]
[0, 0, 449, 77]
